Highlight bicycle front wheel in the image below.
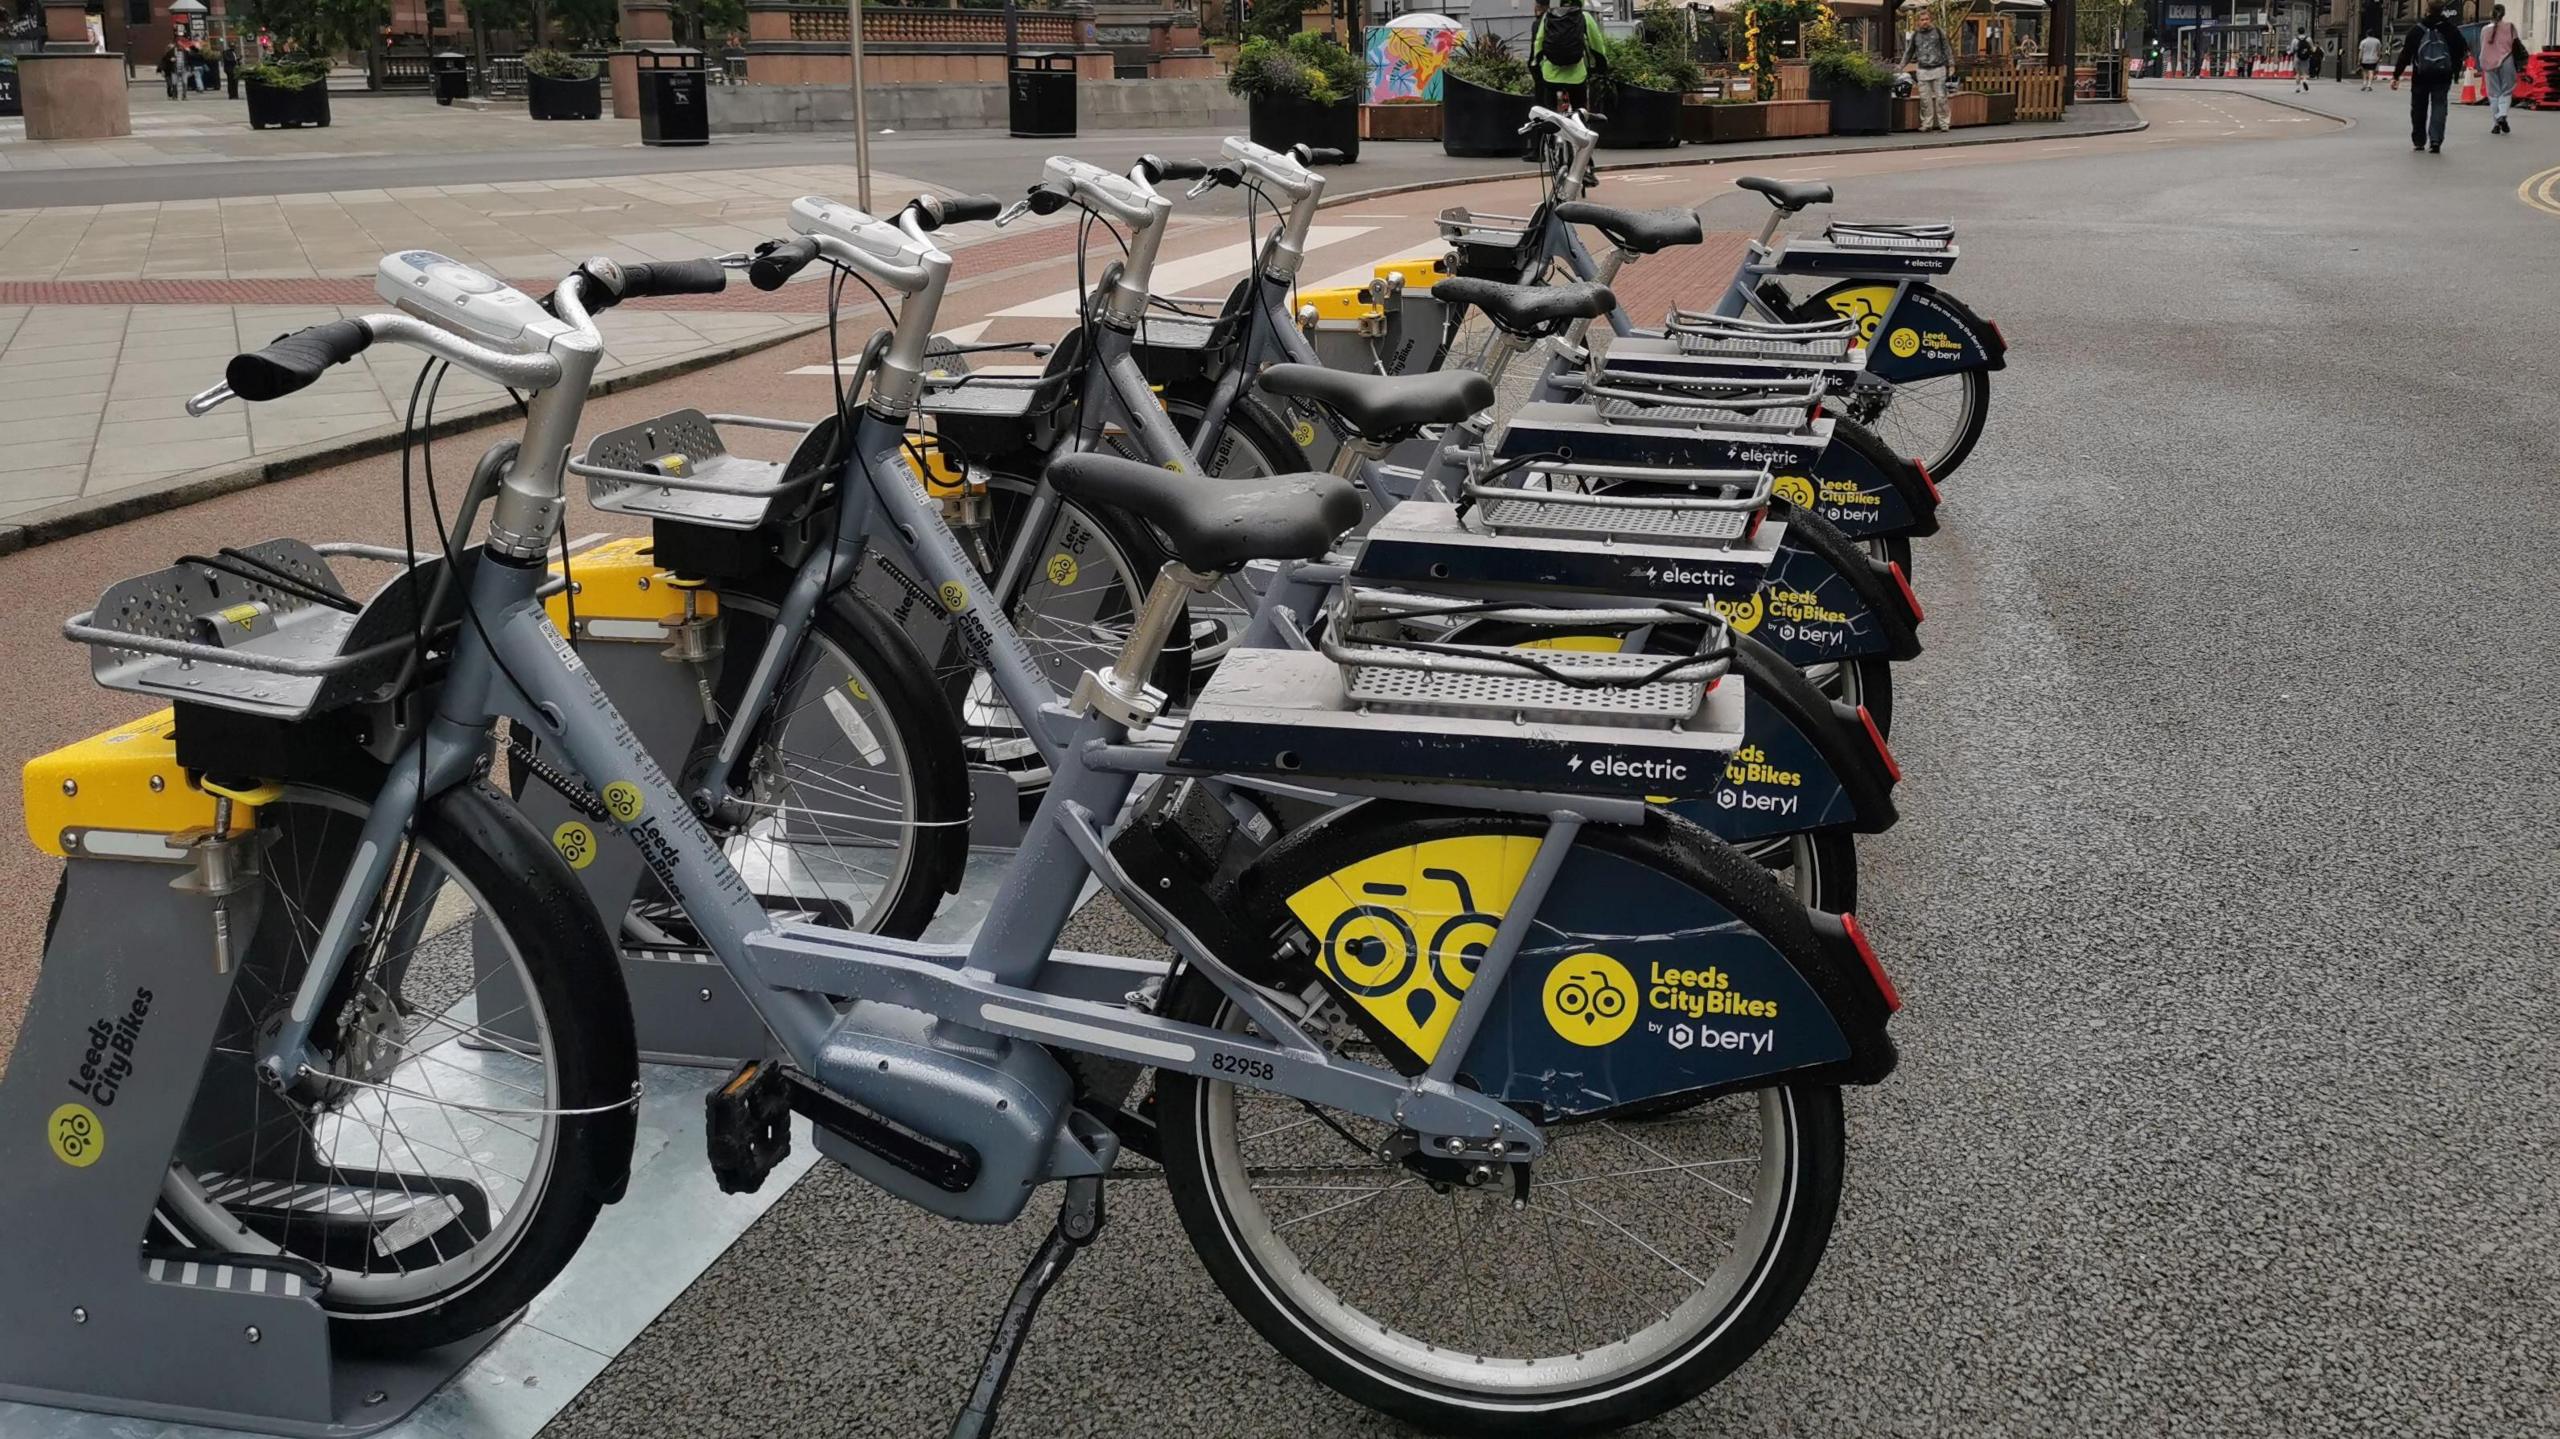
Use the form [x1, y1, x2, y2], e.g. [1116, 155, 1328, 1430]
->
[153, 780, 635, 1355]
[1158, 807, 1847, 1436]
[1844, 367, 1989, 482]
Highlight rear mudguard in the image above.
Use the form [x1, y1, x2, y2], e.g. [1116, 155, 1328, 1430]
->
[1791, 414, 1941, 539]
[1240, 804, 1897, 1118]
[1671, 630, 1899, 841]
[1734, 503, 1925, 668]
[1774, 279, 2006, 381]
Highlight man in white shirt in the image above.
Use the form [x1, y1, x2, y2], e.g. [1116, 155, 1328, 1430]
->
[2358, 33, 2381, 90]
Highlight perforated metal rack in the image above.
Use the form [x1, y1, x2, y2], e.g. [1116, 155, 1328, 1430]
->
[1826, 219, 1956, 250]
[1671, 327, 1860, 363]
[63, 539, 494, 722]
[568, 407, 820, 531]
[1321, 586, 1732, 728]
[1466, 464, 1772, 548]
[1436, 205, 1542, 279]
[1590, 383, 1822, 433]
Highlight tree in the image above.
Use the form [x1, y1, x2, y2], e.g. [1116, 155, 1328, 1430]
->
[1244, 0, 1301, 43]
[234, 0, 387, 52]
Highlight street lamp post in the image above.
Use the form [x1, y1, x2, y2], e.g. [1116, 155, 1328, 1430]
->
[849, 0, 871, 212]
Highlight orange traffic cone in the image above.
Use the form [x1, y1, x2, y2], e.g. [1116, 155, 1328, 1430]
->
[2461, 63, 2481, 103]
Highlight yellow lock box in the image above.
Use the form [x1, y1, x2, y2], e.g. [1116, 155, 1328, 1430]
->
[23, 710, 263, 859]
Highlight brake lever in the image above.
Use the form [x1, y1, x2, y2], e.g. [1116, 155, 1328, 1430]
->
[712, 251, 754, 270]
[186, 382, 235, 417]
[996, 198, 1034, 227]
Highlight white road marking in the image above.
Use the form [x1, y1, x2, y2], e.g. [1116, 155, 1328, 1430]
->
[992, 226, 1376, 317]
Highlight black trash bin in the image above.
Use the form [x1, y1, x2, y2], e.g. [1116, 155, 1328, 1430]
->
[638, 47, 710, 147]
[432, 51, 471, 106]
[1009, 51, 1076, 139]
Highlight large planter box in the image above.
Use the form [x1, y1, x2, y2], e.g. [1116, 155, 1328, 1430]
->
[1442, 72, 1530, 156]
[1700, 101, 1768, 142]
[1360, 100, 1440, 141]
[244, 78, 330, 129]
[1249, 94, 1358, 162]
[528, 73, 603, 120]
[1982, 90, 2017, 124]
[1761, 98, 1829, 137]
[1596, 80, 1682, 148]
[1809, 74, 1890, 134]
[1896, 91, 1989, 129]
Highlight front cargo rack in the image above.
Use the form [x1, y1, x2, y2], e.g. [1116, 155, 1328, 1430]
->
[568, 407, 822, 531]
[61, 538, 564, 723]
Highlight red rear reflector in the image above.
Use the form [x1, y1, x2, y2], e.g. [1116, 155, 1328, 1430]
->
[1841, 914, 1901, 1013]
[1888, 561, 1924, 624]
[1913, 458, 1941, 503]
[1857, 705, 1900, 782]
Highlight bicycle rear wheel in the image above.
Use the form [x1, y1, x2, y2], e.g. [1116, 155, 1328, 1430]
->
[1159, 806, 1847, 1436]
[154, 781, 634, 1355]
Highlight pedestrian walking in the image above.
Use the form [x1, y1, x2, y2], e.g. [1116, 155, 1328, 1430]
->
[220, 41, 239, 99]
[2390, 2, 2472, 153]
[2291, 29, 2317, 90]
[2359, 32, 2380, 88]
[1902, 9, 1953, 132]
[157, 44, 179, 99]
[2478, 3, 2521, 133]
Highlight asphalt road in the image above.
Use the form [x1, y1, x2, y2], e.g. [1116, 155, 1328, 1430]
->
[5, 85, 2556, 1437]
[543, 86, 2559, 1437]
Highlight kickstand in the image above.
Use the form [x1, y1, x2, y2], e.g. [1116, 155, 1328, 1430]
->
[946, 1174, 1108, 1439]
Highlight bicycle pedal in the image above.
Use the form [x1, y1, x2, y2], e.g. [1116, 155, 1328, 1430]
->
[705, 1059, 793, 1195]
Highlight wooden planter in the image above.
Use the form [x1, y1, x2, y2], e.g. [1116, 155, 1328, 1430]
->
[1249, 94, 1359, 162]
[1896, 90, 1992, 128]
[1761, 98, 1829, 137]
[528, 73, 602, 120]
[1442, 73, 1530, 155]
[1982, 90, 2018, 124]
[1596, 80, 1683, 148]
[244, 78, 331, 129]
[1360, 101, 1441, 141]
[1701, 101, 1768, 142]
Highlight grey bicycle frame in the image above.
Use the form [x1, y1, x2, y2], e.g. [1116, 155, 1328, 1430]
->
[248, 352, 1613, 1191]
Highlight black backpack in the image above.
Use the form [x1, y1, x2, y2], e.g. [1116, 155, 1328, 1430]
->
[1540, 3, 1589, 70]
[2413, 22, 2453, 79]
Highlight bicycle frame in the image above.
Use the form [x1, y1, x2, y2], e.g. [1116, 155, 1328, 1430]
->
[255, 376, 1620, 1220]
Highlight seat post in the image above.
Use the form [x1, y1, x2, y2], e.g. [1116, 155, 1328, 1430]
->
[1329, 436, 1385, 479]
[1072, 561, 1216, 728]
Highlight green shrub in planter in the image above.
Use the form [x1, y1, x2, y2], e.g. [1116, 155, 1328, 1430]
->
[524, 47, 603, 121]
[242, 57, 333, 129]
[1807, 42, 1892, 134]
[1231, 31, 1366, 161]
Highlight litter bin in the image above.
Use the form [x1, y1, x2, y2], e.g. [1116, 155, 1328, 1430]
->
[1009, 51, 1076, 139]
[432, 51, 471, 105]
[637, 47, 709, 147]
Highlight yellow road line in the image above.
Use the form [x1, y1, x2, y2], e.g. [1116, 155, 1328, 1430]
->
[2517, 164, 2560, 217]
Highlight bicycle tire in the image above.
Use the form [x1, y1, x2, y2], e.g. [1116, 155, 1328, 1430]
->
[1158, 803, 1847, 1437]
[1767, 283, 1991, 480]
[693, 571, 971, 939]
[153, 780, 635, 1356]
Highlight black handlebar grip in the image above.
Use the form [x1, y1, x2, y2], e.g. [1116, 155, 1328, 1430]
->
[622, 258, 728, 300]
[226, 319, 373, 402]
[1293, 145, 1349, 167]
[916, 194, 1004, 230]
[1139, 154, 1208, 184]
[749, 236, 822, 292]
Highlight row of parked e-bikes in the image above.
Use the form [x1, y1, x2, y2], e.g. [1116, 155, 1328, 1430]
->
[2, 108, 2004, 1438]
